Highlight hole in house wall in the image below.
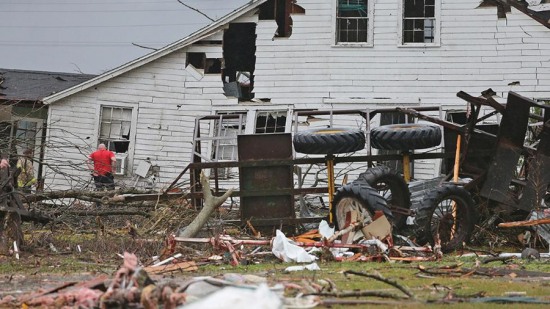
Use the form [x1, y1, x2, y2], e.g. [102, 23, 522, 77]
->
[187, 52, 205, 69]
[259, 0, 305, 38]
[478, 0, 511, 19]
[205, 59, 222, 74]
[187, 52, 222, 74]
[223, 23, 256, 101]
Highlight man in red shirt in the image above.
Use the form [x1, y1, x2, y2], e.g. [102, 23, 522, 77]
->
[87, 143, 116, 190]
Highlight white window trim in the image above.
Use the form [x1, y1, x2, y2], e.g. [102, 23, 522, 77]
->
[207, 109, 291, 179]
[243, 108, 292, 134]
[397, 0, 441, 47]
[332, 0, 375, 47]
[95, 103, 138, 176]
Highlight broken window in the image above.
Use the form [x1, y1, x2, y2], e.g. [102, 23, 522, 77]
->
[336, 0, 371, 44]
[99, 106, 133, 175]
[212, 114, 246, 162]
[99, 106, 132, 154]
[201, 110, 289, 179]
[255, 110, 287, 133]
[402, 0, 437, 44]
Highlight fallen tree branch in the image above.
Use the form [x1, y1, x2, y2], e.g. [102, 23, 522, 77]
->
[481, 256, 515, 264]
[321, 299, 415, 306]
[343, 270, 415, 299]
[418, 265, 550, 278]
[24, 188, 140, 203]
[56, 210, 151, 217]
[179, 172, 233, 238]
[498, 218, 550, 228]
[306, 290, 408, 300]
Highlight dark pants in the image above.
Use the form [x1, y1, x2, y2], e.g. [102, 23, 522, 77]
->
[93, 173, 115, 191]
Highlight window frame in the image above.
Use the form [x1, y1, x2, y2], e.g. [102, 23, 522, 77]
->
[210, 109, 292, 156]
[208, 109, 291, 179]
[97, 104, 137, 175]
[333, 0, 374, 47]
[397, 0, 441, 47]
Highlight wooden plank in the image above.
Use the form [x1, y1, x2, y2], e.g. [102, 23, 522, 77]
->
[144, 261, 198, 274]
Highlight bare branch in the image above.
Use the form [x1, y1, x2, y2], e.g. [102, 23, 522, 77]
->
[176, 0, 215, 21]
[132, 43, 158, 51]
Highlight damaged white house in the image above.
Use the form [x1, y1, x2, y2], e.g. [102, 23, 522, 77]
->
[42, 0, 550, 191]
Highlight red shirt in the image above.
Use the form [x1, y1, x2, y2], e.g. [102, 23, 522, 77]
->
[90, 149, 115, 176]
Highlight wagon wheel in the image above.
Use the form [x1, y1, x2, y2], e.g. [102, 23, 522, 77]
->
[293, 128, 365, 154]
[332, 181, 392, 244]
[357, 166, 411, 230]
[414, 185, 477, 253]
[370, 123, 441, 151]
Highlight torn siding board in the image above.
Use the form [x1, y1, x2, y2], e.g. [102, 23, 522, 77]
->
[187, 45, 223, 54]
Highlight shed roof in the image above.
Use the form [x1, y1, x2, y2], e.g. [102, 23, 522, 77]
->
[0, 68, 95, 102]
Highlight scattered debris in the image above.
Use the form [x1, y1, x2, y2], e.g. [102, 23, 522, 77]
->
[418, 264, 550, 278]
[521, 248, 541, 260]
[272, 229, 317, 263]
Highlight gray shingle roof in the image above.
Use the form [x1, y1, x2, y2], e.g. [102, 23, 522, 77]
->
[0, 68, 95, 102]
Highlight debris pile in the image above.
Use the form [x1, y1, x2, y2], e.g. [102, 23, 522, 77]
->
[3, 250, 550, 308]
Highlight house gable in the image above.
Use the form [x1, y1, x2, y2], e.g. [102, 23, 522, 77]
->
[42, 0, 269, 105]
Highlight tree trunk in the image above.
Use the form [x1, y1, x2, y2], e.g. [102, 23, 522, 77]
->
[0, 159, 23, 254]
[179, 172, 233, 238]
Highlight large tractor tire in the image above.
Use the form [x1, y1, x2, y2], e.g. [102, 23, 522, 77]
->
[332, 181, 393, 234]
[357, 166, 411, 230]
[293, 128, 365, 154]
[414, 185, 476, 253]
[370, 123, 441, 151]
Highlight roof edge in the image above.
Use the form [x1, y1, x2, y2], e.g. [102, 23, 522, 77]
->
[43, 0, 268, 104]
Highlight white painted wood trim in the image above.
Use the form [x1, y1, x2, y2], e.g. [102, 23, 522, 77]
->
[323, 97, 423, 105]
[185, 64, 204, 81]
[332, 0, 375, 47]
[397, 0, 441, 47]
[97, 102, 139, 174]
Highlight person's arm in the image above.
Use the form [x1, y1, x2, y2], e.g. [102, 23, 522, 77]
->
[111, 153, 117, 174]
[0, 152, 8, 170]
[25, 159, 36, 186]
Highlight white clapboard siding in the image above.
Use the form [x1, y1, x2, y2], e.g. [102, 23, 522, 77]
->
[45, 0, 550, 190]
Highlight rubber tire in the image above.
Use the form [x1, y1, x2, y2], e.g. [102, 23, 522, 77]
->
[293, 128, 365, 154]
[332, 180, 393, 230]
[370, 123, 441, 151]
[414, 185, 476, 253]
[357, 166, 411, 230]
